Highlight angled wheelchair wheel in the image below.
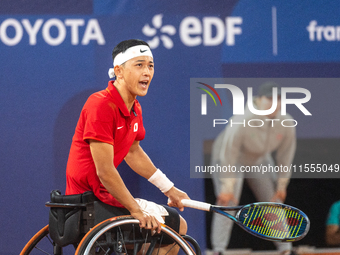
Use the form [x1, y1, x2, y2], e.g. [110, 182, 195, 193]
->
[182, 235, 201, 255]
[20, 225, 75, 255]
[75, 216, 197, 255]
[20, 225, 55, 255]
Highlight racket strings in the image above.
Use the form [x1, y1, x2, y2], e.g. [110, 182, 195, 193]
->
[241, 205, 307, 239]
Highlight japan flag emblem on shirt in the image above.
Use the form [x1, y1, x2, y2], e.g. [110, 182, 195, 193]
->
[134, 123, 138, 132]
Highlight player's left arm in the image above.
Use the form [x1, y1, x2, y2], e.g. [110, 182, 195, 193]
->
[124, 140, 157, 179]
[125, 140, 190, 211]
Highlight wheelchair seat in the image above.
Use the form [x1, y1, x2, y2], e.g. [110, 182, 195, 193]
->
[47, 190, 132, 247]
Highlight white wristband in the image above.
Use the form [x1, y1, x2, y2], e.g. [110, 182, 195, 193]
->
[148, 169, 174, 193]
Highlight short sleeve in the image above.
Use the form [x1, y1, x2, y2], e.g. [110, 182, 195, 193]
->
[82, 96, 117, 145]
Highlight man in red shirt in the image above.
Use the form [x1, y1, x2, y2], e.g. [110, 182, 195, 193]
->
[66, 39, 189, 236]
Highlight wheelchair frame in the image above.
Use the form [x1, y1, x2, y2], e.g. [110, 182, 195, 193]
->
[20, 191, 201, 255]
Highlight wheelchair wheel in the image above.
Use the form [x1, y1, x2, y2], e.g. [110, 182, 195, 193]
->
[75, 216, 197, 255]
[20, 225, 54, 255]
[20, 225, 72, 255]
[182, 235, 201, 255]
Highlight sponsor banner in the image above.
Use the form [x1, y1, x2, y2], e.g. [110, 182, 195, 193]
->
[222, 0, 340, 63]
[2, 0, 340, 64]
[0, 17, 105, 46]
[0, 14, 241, 48]
[190, 78, 340, 178]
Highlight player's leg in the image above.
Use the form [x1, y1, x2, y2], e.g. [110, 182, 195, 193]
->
[149, 205, 186, 255]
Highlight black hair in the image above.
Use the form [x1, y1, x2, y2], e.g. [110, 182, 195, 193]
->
[112, 39, 150, 60]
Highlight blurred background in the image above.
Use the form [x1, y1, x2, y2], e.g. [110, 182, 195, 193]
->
[1, 1, 340, 254]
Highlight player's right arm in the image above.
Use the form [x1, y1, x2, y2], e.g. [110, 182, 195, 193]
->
[89, 139, 161, 233]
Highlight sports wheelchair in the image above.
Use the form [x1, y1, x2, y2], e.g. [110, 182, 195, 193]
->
[20, 190, 201, 255]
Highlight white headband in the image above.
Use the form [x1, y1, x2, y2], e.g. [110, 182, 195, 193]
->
[108, 45, 153, 78]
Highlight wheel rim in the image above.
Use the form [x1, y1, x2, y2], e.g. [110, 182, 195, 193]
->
[81, 218, 195, 255]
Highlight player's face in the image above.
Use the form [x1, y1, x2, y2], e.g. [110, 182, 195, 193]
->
[121, 56, 154, 97]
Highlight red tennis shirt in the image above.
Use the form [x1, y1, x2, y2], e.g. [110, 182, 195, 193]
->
[65, 81, 145, 207]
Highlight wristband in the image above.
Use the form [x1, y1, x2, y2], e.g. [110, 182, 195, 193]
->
[148, 169, 174, 193]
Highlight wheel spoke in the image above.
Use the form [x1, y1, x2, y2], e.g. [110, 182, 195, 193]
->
[33, 246, 51, 255]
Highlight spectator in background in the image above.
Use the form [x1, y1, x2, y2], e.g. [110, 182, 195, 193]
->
[326, 200, 340, 245]
[210, 82, 297, 255]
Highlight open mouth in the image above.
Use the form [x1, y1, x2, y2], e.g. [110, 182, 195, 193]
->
[139, 81, 148, 88]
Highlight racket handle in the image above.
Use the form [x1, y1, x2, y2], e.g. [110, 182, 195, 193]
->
[181, 199, 211, 211]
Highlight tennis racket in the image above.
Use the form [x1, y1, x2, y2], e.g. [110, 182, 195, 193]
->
[181, 199, 309, 242]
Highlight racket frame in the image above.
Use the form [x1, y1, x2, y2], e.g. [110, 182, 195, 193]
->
[210, 202, 310, 242]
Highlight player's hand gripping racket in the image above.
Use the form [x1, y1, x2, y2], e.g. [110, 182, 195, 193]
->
[181, 199, 309, 242]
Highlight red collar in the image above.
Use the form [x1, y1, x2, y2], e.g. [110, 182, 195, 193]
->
[106, 81, 131, 117]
